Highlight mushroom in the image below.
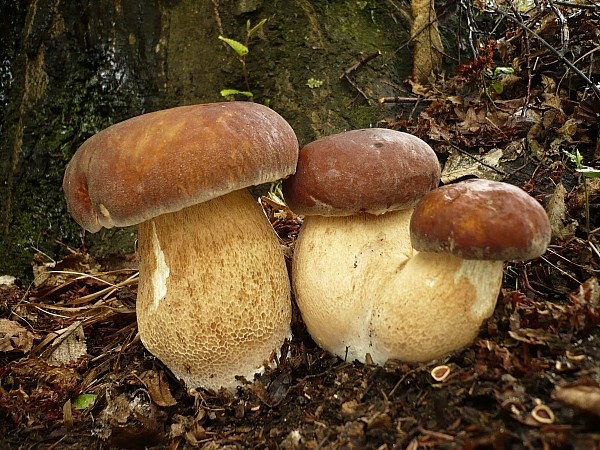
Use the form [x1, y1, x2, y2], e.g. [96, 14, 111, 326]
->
[369, 178, 551, 363]
[62, 102, 299, 390]
[282, 128, 441, 363]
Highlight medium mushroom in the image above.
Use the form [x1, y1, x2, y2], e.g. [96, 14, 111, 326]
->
[282, 128, 441, 363]
[369, 178, 551, 363]
[62, 102, 299, 390]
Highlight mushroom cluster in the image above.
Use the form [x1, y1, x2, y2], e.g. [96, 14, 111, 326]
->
[63, 102, 299, 390]
[373, 178, 551, 362]
[282, 128, 441, 363]
[63, 106, 552, 386]
[283, 129, 551, 365]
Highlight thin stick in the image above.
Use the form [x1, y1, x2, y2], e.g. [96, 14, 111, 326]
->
[548, 0, 570, 56]
[340, 51, 382, 105]
[340, 50, 382, 79]
[378, 96, 435, 103]
[552, 1, 599, 10]
[491, 7, 600, 100]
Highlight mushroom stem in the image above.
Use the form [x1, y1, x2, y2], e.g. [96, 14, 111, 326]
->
[370, 252, 503, 364]
[293, 211, 504, 365]
[136, 189, 291, 391]
[292, 209, 414, 362]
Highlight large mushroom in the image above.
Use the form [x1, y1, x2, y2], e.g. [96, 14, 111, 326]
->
[62, 102, 299, 390]
[370, 178, 552, 362]
[282, 128, 441, 363]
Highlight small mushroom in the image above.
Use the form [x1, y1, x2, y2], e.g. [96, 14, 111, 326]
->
[63, 102, 299, 390]
[370, 178, 551, 362]
[282, 128, 441, 363]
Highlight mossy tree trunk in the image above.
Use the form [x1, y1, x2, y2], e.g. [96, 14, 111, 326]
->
[1, 0, 417, 279]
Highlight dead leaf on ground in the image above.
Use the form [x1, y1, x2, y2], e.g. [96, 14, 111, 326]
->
[45, 321, 88, 366]
[0, 318, 35, 353]
[546, 183, 578, 242]
[441, 147, 505, 183]
[96, 391, 166, 448]
[553, 384, 600, 417]
[139, 370, 178, 407]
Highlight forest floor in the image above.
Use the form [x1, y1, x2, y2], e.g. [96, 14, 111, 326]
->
[1, 3, 600, 449]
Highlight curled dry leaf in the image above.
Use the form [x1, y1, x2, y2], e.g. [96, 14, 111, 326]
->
[553, 385, 600, 417]
[545, 183, 578, 242]
[0, 318, 34, 353]
[139, 370, 177, 407]
[441, 148, 505, 183]
[46, 322, 88, 366]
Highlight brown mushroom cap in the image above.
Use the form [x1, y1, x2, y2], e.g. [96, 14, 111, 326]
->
[282, 128, 440, 216]
[63, 102, 299, 232]
[410, 179, 551, 260]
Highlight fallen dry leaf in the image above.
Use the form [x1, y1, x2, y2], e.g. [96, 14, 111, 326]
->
[0, 319, 34, 353]
[139, 370, 178, 407]
[553, 385, 600, 417]
[46, 321, 88, 366]
[440, 147, 505, 183]
[545, 183, 578, 242]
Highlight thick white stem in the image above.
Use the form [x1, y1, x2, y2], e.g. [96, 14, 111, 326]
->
[293, 212, 504, 365]
[292, 210, 414, 362]
[369, 253, 503, 364]
[136, 189, 291, 391]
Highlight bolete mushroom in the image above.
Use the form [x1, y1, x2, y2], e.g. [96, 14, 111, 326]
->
[282, 128, 441, 363]
[62, 102, 299, 390]
[369, 178, 551, 363]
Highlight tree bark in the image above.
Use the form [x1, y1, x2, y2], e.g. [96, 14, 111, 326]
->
[0, 0, 415, 279]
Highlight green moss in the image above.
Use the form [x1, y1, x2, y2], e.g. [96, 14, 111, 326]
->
[1, 0, 417, 280]
[0, 45, 145, 279]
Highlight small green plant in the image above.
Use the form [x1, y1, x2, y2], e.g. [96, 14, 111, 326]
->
[218, 18, 267, 99]
[485, 66, 515, 94]
[306, 78, 324, 89]
[267, 180, 286, 206]
[565, 149, 600, 234]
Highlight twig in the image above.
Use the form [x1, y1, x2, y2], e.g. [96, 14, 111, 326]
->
[340, 51, 382, 105]
[418, 426, 455, 441]
[552, 1, 599, 10]
[459, 0, 480, 59]
[508, 0, 533, 114]
[589, 240, 600, 260]
[548, 0, 570, 55]
[539, 255, 582, 284]
[211, 0, 224, 36]
[491, 7, 600, 101]
[340, 50, 382, 79]
[448, 143, 507, 176]
[388, 368, 418, 398]
[378, 96, 435, 103]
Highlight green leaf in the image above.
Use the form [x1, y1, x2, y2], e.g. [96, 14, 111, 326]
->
[72, 393, 97, 410]
[491, 80, 504, 94]
[493, 66, 514, 77]
[218, 36, 248, 57]
[306, 78, 324, 89]
[564, 149, 584, 168]
[577, 167, 600, 178]
[247, 18, 267, 38]
[220, 89, 253, 98]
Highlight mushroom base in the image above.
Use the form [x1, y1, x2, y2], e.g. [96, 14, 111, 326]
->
[292, 210, 414, 363]
[136, 189, 291, 391]
[370, 253, 503, 364]
[292, 213, 503, 364]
